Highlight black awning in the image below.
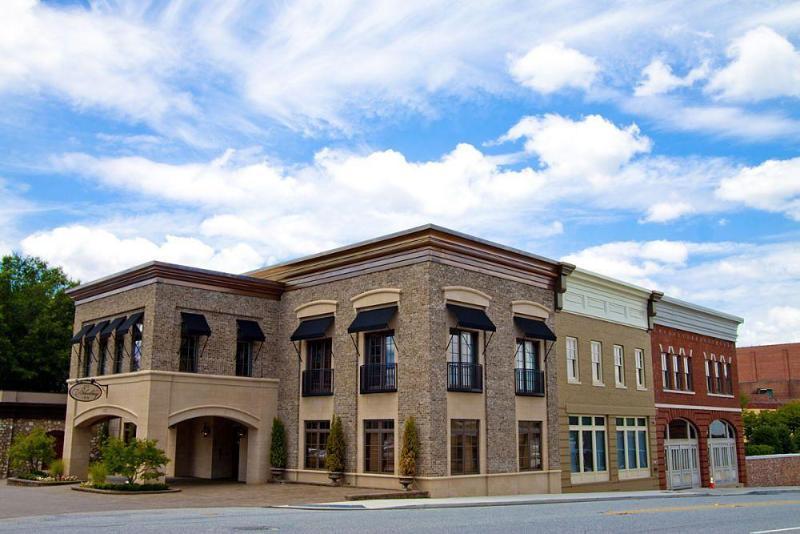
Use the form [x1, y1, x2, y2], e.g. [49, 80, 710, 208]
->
[237, 319, 265, 342]
[348, 306, 398, 333]
[116, 312, 144, 334]
[71, 324, 94, 344]
[290, 315, 334, 341]
[181, 312, 211, 336]
[100, 317, 126, 339]
[85, 320, 110, 340]
[447, 304, 496, 332]
[514, 316, 556, 341]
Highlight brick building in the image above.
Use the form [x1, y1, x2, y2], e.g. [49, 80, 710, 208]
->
[737, 342, 800, 409]
[651, 297, 745, 489]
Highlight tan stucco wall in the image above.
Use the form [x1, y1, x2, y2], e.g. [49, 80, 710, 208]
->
[555, 311, 659, 492]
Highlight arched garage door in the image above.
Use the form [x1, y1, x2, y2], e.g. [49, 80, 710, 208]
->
[708, 419, 738, 486]
[665, 419, 700, 490]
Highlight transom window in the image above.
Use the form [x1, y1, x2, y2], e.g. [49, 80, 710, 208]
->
[613, 345, 625, 387]
[569, 415, 607, 473]
[634, 349, 645, 389]
[616, 417, 649, 471]
[666, 419, 698, 440]
[709, 419, 735, 439]
[566, 337, 579, 382]
[591, 341, 603, 385]
[364, 420, 394, 473]
[304, 420, 330, 469]
[518, 421, 542, 471]
[451, 419, 479, 475]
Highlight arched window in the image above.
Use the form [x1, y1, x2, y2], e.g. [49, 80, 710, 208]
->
[709, 419, 735, 439]
[666, 419, 698, 440]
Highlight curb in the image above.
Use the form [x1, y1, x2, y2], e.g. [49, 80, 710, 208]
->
[278, 487, 800, 511]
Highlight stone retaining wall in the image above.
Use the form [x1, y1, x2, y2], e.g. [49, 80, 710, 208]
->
[746, 453, 800, 487]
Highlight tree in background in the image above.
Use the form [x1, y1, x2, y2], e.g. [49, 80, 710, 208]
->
[0, 254, 77, 393]
[744, 401, 800, 455]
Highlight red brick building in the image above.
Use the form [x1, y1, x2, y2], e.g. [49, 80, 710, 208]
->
[737, 342, 800, 409]
[651, 296, 745, 489]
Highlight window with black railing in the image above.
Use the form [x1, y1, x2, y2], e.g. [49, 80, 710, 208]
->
[448, 329, 481, 392]
[361, 332, 397, 393]
[515, 339, 543, 395]
[303, 338, 333, 396]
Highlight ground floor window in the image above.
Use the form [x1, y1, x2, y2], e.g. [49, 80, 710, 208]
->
[569, 416, 607, 473]
[518, 421, 542, 471]
[305, 420, 330, 469]
[364, 419, 394, 473]
[451, 419, 479, 475]
[123, 422, 137, 444]
[616, 417, 649, 472]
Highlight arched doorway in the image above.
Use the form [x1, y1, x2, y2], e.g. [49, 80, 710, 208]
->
[665, 419, 700, 489]
[172, 416, 250, 482]
[708, 419, 738, 486]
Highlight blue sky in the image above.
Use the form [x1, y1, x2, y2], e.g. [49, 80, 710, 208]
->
[2, 0, 800, 345]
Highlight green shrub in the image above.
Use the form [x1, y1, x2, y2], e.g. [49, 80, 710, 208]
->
[101, 438, 169, 485]
[746, 443, 775, 456]
[88, 462, 107, 484]
[48, 459, 65, 480]
[9, 428, 56, 477]
[751, 423, 794, 454]
[399, 416, 420, 478]
[270, 418, 287, 469]
[88, 482, 169, 492]
[325, 415, 346, 473]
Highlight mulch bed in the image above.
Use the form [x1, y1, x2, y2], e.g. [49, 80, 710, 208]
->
[72, 486, 181, 495]
[6, 478, 82, 487]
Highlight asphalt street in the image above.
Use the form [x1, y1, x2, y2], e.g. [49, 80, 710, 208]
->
[2, 492, 800, 533]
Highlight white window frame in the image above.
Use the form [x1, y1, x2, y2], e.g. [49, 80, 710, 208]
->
[672, 354, 681, 390]
[683, 356, 692, 392]
[616, 417, 650, 480]
[614, 345, 625, 388]
[569, 415, 609, 484]
[566, 337, 579, 383]
[591, 341, 603, 386]
[635, 349, 646, 390]
[661, 352, 669, 390]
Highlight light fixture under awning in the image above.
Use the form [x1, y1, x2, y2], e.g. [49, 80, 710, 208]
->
[347, 306, 397, 333]
[100, 316, 126, 339]
[237, 319, 265, 342]
[71, 324, 94, 344]
[85, 320, 110, 341]
[290, 316, 334, 341]
[116, 312, 144, 334]
[181, 312, 211, 336]
[514, 316, 556, 341]
[447, 303, 496, 332]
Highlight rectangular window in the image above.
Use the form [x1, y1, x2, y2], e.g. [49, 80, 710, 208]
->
[82, 340, 94, 377]
[304, 420, 330, 470]
[362, 331, 397, 393]
[113, 334, 125, 374]
[724, 362, 733, 394]
[714, 361, 722, 394]
[566, 337, 579, 382]
[614, 345, 625, 387]
[591, 341, 603, 385]
[451, 419, 479, 475]
[236, 341, 253, 377]
[635, 349, 645, 389]
[672, 354, 682, 390]
[705, 359, 713, 393]
[568, 415, 607, 473]
[179, 334, 200, 373]
[304, 338, 333, 395]
[518, 421, 543, 471]
[364, 420, 394, 473]
[97, 337, 109, 376]
[615, 417, 649, 473]
[684, 356, 693, 391]
[449, 330, 477, 364]
[130, 318, 143, 372]
[448, 330, 481, 392]
[661, 352, 670, 389]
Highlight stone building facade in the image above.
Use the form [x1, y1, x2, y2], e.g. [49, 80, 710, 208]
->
[651, 297, 746, 489]
[0, 391, 66, 478]
[555, 269, 660, 492]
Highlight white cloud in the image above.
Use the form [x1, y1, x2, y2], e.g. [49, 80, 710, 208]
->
[634, 59, 708, 96]
[741, 307, 800, 347]
[20, 225, 263, 281]
[509, 42, 599, 94]
[716, 158, 800, 220]
[707, 26, 800, 101]
[500, 114, 651, 179]
[642, 201, 694, 223]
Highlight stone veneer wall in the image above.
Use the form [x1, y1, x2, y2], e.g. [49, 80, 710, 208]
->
[0, 417, 65, 478]
[746, 454, 800, 486]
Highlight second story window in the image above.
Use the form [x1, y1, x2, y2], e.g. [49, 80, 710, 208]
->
[82, 340, 94, 378]
[131, 319, 143, 372]
[448, 330, 481, 392]
[566, 337, 579, 383]
[304, 338, 333, 395]
[635, 349, 645, 389]
[591, 341, 603, 385]
[705, 359, 713, 392]
[236, 341, 253, 377]
[361, 331, 397, 393]
[98, 337, 109, 376]
[662, 352, 693, 392]
[113, 334, 125, 374]
[179, 312, 211, 374]
[672, 354, 682, 390]
[515, 339, 543, 395]
[180, 333, 200, 373]
[614, 345, 625, 387]
[236, 319, 265, 377]
[683, 355, 693, 391]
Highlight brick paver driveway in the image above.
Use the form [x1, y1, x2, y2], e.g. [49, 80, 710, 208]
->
[0, 479, 382, 520]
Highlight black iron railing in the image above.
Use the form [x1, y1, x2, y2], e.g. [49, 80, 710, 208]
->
[515, 368, 545, 396]
[447, 362, 483, 393]
[302, 368, 334, 396]
[360, 363, 397, 394]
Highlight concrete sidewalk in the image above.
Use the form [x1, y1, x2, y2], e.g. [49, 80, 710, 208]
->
[282, 486, 800, 510]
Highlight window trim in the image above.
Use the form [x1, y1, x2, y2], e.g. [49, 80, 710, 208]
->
[634, 348, 646, 390]
[590, 341, 603, 386]
[613, 345, 625, 388]
[304, 420, 331, 470]
[569, 415, 608, 484]
[518, 420, 543, 472]
[450, 419, 480, 476]
[566, 337, 580, 383]
[615, 417, 650, 480]
[364, 419, 395, 474]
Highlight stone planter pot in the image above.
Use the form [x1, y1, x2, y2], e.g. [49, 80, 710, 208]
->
[270, 467, 284, 481]
[399, 476, 414, 491]
[328, 471, 344, 486]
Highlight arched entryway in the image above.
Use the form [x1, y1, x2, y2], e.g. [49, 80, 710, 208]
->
[64, 408, 139, 479]
[708, 419, 738, 486]
[171, 416, 251, 483]
[665, 419, 700, 489]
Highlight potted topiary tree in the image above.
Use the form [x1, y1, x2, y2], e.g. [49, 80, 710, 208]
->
[398, 416, 420, 491]
[325, 415, 346, 485]
[269, 417, 287, 481]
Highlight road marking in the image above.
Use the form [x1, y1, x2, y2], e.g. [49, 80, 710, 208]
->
[606, 500, 800, 516]
[751, 528, 800, 534]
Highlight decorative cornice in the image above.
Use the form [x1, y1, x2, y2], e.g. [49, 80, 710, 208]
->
[66, 261, 284, 302]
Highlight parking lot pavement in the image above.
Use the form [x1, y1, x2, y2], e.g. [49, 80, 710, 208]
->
[0, 479, 382, 520]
